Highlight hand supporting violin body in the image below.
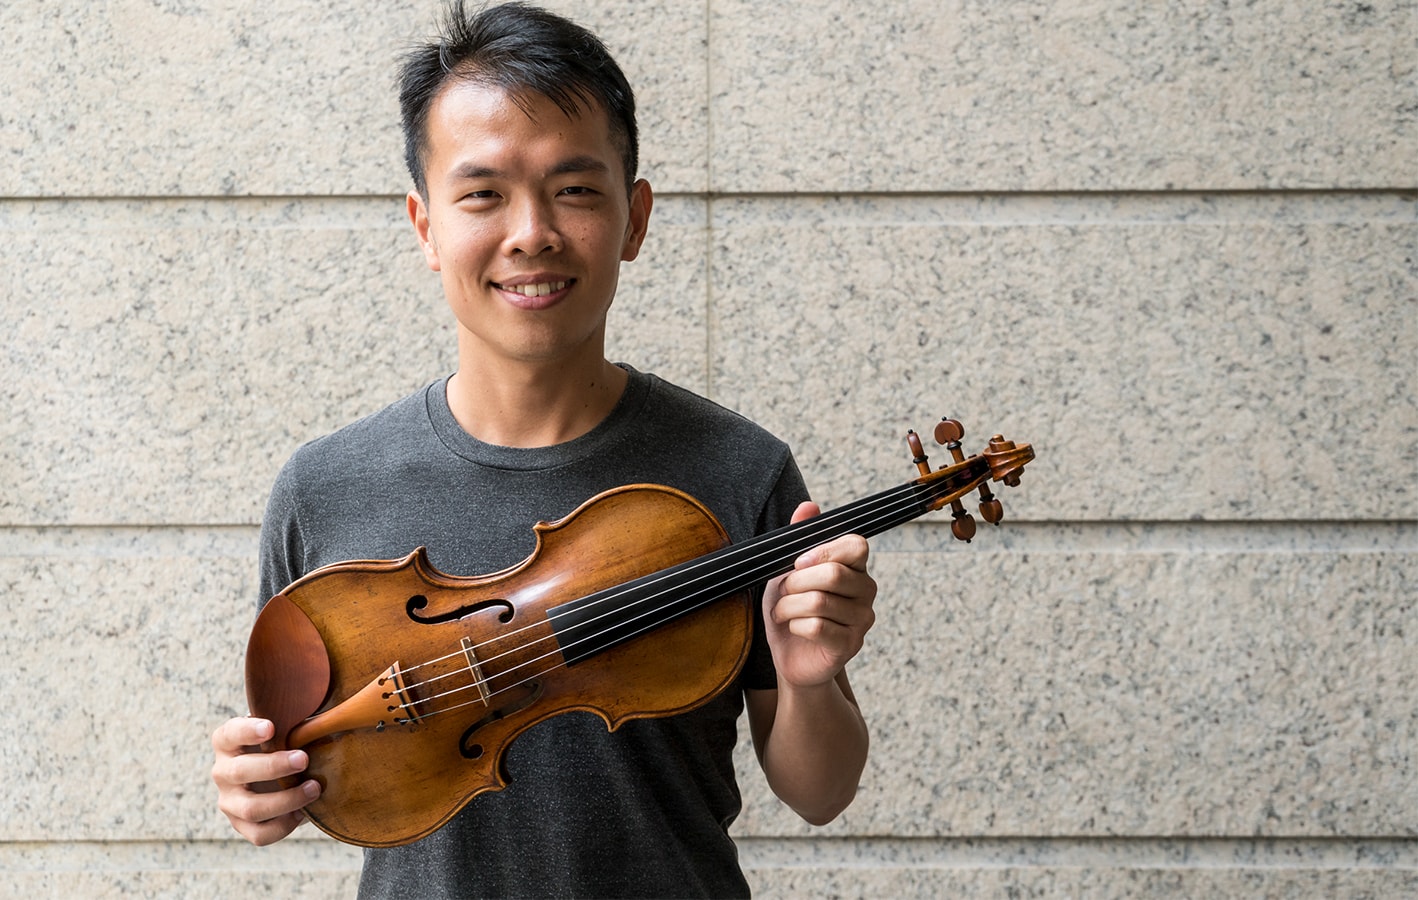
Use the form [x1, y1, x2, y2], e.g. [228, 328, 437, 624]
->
[211, 716, 321, 846]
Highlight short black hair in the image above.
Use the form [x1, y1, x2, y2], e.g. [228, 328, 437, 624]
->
[398, 1, 639, 198]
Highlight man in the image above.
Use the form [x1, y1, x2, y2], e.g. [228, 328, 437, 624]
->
[211, 3, 876, 896]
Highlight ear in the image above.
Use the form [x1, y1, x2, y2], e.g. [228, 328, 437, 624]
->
[407, 190, 441, 272]
[620, 178, 653, 262]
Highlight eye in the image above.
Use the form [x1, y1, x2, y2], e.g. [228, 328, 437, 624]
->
[559, 185, 598, 197]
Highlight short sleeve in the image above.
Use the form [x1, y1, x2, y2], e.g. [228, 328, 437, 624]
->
[256, 458, 305, 609]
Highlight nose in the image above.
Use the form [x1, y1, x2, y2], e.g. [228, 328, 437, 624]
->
[505, 196, 563, 257]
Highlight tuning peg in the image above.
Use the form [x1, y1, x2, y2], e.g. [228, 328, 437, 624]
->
[978, 482, 1003, 525]
[934, 417, 968, 464]
[905, 430, 932, 477]
[950, 499, 977, 542]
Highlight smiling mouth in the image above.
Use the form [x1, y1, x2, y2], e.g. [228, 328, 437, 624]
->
[496, 280, 571, 297]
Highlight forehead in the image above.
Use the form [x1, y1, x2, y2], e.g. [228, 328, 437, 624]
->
[424, 80, 616, 167]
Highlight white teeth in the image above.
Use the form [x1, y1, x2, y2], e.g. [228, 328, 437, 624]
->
[504, 281, 567, 297]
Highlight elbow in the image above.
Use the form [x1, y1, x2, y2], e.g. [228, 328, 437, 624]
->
[797, 808, 844, 828]
[788, 781, 860, 827]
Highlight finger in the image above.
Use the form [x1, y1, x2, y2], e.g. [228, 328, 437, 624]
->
[783, 614, 867, 654]
[234, 809, 308, 847]
[776, 559, 876, 612]
[216, 747, 312, 788]
[212, 716, 274, 755]
[772, 587, 876, 631]
[794, 533, 870, 573]
[219, 776, 319, 822]
[221, 782, 320, 845]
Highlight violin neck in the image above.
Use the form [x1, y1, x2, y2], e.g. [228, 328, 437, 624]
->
[548, 459, 986, 665]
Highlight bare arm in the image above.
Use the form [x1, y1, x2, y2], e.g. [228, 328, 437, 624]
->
[745, 502, 876, 824]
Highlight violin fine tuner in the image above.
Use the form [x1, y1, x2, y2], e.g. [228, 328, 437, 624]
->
[905, 417, 1033, 542]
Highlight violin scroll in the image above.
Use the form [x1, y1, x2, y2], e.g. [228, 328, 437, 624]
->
[904, 417, 1034, 541]
[985, 434, 1030, 487]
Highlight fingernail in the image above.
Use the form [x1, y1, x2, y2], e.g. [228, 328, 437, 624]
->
[302, 780, 320, 800]
[286, 750, 306, 770]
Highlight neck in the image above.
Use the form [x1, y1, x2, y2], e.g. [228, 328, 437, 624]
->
[446, 345, 628, 449]
[545, 461, 991, 665]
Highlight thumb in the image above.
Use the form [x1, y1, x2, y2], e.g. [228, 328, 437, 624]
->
[788, 501, 828, 569]
[789, 500, 820, 525]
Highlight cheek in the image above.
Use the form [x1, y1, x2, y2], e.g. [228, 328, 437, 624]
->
[431, 225, 495, 280]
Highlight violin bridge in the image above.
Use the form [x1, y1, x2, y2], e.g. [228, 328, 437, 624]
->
[461, 636, 492, 707]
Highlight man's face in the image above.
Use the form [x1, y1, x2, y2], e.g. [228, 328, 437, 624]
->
[408, 81, 651, 367]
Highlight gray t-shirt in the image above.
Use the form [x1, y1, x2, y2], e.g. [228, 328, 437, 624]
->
[258, 367, 807, 898]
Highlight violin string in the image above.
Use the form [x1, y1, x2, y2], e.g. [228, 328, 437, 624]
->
[392, 478, 928, 697]
[391, 469, 976, 721]
[389, 474, 962, 723]
[392, 471, 965, 719]
[391, 484, 932, 722]
[392, 478, 928, 696]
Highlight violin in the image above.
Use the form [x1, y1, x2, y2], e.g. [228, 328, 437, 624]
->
[244, 419, 1033, 847]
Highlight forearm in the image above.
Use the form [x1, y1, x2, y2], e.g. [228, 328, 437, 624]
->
[754, 672, 869, 825]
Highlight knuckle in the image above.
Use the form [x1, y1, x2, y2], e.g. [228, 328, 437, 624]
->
[800, 591, 833, 618]
[250, 826, 285, 847]
[218, 791, 255, 824]
[793, 617, 828, 641]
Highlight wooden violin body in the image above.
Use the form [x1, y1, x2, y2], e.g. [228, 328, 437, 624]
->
[247, 485, 747, 847]
[245, 422, 1033, 847]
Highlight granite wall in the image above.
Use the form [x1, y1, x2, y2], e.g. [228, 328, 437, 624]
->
[3, 0, 1415, 896]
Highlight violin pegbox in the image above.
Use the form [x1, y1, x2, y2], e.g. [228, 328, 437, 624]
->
[904, 417, 1033, 542]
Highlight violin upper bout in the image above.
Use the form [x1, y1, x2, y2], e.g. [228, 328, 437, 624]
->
[246, 593, 332, 749]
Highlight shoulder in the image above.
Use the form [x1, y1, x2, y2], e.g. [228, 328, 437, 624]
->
[619, 371, 806, 541]
[636, 372, 791, 462]
[259, 382, 446, 592]
[265, 381, 445, 527]
[277, 383, 436, 483]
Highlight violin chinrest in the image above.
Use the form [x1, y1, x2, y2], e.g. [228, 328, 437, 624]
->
[246, 594, 331, 749]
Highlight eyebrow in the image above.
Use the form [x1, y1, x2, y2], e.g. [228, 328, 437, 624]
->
[448, 155, 611, 182]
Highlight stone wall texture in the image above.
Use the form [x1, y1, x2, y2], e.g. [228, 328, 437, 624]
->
[3, 0, 1415, 896]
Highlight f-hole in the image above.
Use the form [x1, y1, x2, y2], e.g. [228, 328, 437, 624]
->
[460, 680, 543, 760]
[406, 595, 515, 626]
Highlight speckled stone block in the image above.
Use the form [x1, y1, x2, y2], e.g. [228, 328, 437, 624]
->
[733, 538, 1418, 838]
[0, 196, 706, 526]
[708, 0, 1416, 191]
[0, 0, 707, 196]
[6, 872, 360, 900]
[744, 865, 1418, 900]
[14, 854, 1418, 900]
[4, 841, 361, 899]
[707, 196, 1417, 520]
[1, 547, 255, 841]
